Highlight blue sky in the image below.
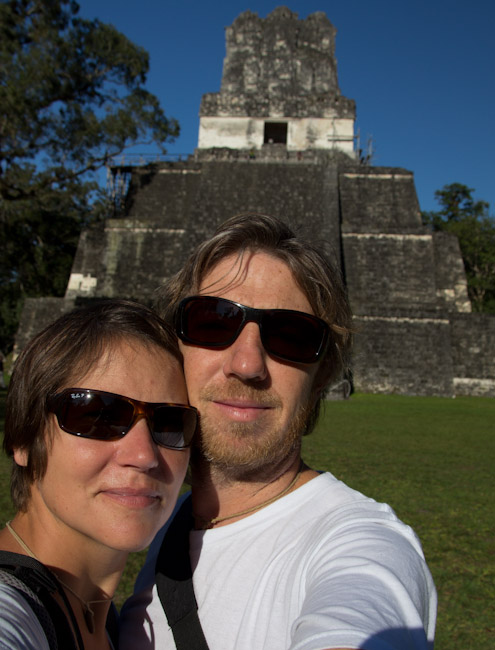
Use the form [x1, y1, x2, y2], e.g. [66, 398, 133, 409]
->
[78, 0, 494, 213]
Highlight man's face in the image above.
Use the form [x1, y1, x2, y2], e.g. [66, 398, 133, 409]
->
[180, 251, 320, 480]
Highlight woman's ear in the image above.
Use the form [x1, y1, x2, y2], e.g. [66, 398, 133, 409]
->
[13, 448, 28, 467]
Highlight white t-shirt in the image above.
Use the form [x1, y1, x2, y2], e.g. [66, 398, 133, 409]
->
[120, 472, 437, 650]
[0, 584, 50, 650]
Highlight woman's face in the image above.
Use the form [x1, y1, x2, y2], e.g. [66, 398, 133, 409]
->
[17, 339, 191, 554]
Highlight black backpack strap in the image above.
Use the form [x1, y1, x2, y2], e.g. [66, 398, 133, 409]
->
[0, 567, 60, 648]
[155, 495, 210, 650]
[0, 551, 82, 650]
[106, 601, 120, 649]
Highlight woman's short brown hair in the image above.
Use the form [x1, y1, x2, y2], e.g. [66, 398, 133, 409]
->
[4, 299, 181, 512]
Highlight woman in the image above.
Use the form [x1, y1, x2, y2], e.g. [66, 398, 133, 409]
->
[0, 299, 197, 649]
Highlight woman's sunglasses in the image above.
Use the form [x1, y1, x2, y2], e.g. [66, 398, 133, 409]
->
[48, 389, 198, 450]
[175, 296, 329, 364]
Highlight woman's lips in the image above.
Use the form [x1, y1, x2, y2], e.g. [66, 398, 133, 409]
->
[100, 487, 161, 508]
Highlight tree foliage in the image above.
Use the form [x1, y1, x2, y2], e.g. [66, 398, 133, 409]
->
[0, 0, 179, 352]
[422, 183, 495, 313]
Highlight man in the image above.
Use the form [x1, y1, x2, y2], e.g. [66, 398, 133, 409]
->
[120, 214, 437, 650]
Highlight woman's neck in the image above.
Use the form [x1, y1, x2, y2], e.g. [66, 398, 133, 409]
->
[7, 511, 126, 593]
[1, 513, 125, 647]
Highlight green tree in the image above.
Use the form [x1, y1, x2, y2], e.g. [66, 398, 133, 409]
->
[0, 0, 179, 352]
[422, 183, 495, 313]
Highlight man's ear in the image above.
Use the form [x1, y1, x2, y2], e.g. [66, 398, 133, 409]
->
[312, 368, 331, 403]
[13, 448, 28, 467]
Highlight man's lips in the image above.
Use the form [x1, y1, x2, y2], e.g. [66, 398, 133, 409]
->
[212, 399, 273, 421]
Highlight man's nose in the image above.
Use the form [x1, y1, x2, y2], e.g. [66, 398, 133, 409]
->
[222, 322, 268, 382]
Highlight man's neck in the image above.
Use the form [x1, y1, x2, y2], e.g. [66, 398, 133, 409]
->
[190, 455, 318, 529]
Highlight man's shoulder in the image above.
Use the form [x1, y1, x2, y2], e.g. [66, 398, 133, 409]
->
[283, 471, 395, 521]
[250, 472, 422, 559]
[189, 472, 407, 549]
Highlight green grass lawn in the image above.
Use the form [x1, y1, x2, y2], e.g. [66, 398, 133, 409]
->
[1, 389, 494, 648]
[305, 394, 495, 649]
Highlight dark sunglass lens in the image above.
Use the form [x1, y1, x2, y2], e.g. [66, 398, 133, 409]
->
[152, 406, 197, 449]
[61, 392, 133, 439]
[96, 394, 135, 438]
[262, 312, 325, 363]
[184, 298, 243, 346]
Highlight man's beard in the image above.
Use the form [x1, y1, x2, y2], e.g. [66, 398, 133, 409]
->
[192, 380, 313, 483]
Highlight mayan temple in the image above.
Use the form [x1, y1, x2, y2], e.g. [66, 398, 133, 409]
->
[16, 7, 495, 397]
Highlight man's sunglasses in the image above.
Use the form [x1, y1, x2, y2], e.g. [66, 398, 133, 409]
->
[175, 296, 329, 364]
[48, 388, 198, 450]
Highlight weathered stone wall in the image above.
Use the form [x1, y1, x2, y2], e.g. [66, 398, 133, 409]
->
[65, 224, 106, 299]
[343, 233, 440, 315]
[450, 313, 495, 396]
[352, 315, 454, 396]
[198, 7, 355, 153]
[339, 170, 423, 234]
[119, 155, 342, 261]
[186, 159, 341, 254]
[12, 7, 495, 398]
[62, 155, 343, 308]
[13, 297, 75, 358]
[16, 153, 495, 397]
[432, 231, 471, 313]
[125, 162, 203, 224]
[339, 167, 464, 396]
[92, 220, 188, 299]
[339, 170, 439, 317]
[204, 7, 349, 118]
